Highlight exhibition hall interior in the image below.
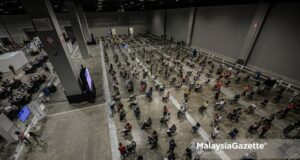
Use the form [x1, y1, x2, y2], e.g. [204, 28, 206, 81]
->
[0, 0, 300, 159]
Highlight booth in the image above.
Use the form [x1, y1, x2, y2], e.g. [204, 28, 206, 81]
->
[0, 50, 28, 72]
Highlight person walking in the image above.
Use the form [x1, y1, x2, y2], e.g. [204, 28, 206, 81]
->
[109, 100, 116, 117]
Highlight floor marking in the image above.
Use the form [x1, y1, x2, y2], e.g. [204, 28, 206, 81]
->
[99, 42, 120, 160]
[131, 48, 231, 160]
[169, 95, 231, 160]
[47, 104, 104, 117]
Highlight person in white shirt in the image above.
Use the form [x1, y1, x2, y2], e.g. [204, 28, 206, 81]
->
[211, 127, 220, 140]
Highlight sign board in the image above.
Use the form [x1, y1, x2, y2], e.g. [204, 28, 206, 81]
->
[32, 18, 54, 31]
[18, 106, 31, 122]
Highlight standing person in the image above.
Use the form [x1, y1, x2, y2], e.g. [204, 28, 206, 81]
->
[211, 127, 220, 140]
[15, 131, 31, 144]
[259, 124, 271, 138]
[167, 139, 177, 154]
[8, 64, 16, 74]
[109, 100, 116, 117]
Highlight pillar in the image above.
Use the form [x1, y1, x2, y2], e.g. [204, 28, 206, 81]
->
[238, 3, 270, 65]
[65, 0, 90, 59]
[186, 7, 197, 46]
[77, 4, 90, 41]
[22, 0, 82, 103]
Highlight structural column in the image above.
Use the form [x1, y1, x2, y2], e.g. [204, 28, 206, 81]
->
[238, 3, 270, 65]
[76, 3, 91, 42]
[22, 0, 82, 103]
[186, 7, 197, 46]
[65, 0, 90, 59]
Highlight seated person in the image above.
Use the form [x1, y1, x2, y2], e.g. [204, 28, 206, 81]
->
[129, 99, 138, 109]
[160, 113, 171, 125]
[126, 140, 136, 154]
[260, 99, 269, 107]
[119, 108, 126, 121]
[246, 103, 257, 114]
[199, 101, 209, 113]
[177, 106, 186, 118]
[215, 99, 226, 110]
[162, 92, 170, 102]
[148, 130, 158, 149]
[228, 94, 240, 104]
[159, 84, 165, 93]
[248, 122, 260, 134]
[146, 87, 153, 101]
[211, 113, 222, 127]
[122, 123, 132, 136]
[195, 84, 202, 92]
[175, 82, 182, 90]
[141, 117, 152, 129]
[227, 108, 242, 122]
[204, 78, 210, 85]
[118, 143, 128, 157]
[129, 95, 136, 102]
[167, 124, 177, 137]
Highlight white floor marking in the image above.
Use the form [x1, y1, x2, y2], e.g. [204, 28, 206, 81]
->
[169, 95, 231, 160]
[99, 42, 120, 160]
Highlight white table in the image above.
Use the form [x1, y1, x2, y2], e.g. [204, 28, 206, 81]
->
[0, 50, 28, 72]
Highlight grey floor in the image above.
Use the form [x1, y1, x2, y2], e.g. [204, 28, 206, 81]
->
[13, 35, 300, 160]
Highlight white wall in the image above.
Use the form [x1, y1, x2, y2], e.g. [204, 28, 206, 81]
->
[191, 4, 257, 61]
[85, 11, 151, 37]
[150, 10, 164, 36]
[248, 2, 300, 85]
[166, 8, 191, 42]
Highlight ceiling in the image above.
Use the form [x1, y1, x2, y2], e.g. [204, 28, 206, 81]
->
[0, 0, 298, 15]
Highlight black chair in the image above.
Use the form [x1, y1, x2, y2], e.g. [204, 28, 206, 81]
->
[192, 122, 201, 133]
[229, 128, 239, 139]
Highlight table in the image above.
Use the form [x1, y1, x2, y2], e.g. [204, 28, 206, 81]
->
[0, 50, 28, 72]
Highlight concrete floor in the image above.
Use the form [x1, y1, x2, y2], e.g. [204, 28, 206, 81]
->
[14, 35, 300, 160]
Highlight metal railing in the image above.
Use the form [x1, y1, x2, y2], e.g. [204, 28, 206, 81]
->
[180, 45, 300, 94]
